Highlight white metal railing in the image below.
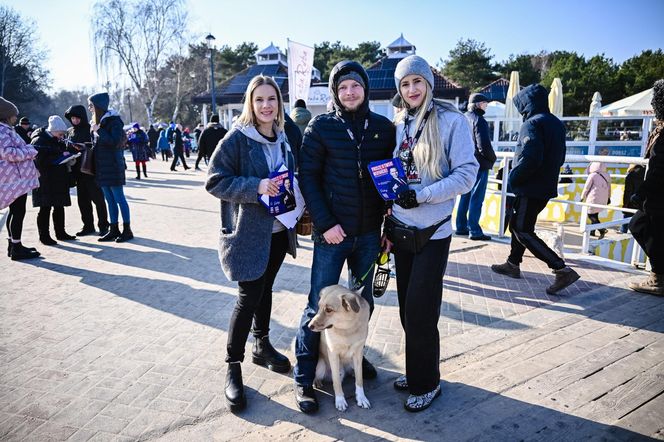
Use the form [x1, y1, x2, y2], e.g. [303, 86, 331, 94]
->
[485, 115, 654, 158]
[489, 152, 649, 268]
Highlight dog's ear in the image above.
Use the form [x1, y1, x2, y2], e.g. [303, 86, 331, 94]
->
[341, 294, 360, 313]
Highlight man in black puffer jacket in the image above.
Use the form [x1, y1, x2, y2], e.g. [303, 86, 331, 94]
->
[491, 84, 579, 295]
[293, 60, 395, 413]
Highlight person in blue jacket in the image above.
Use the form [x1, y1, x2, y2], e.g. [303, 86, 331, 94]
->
[88, 92, 133, 242]
[491, 84, 579, 294]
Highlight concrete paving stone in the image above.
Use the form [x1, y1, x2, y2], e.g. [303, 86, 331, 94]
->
[136, 370, 177, 387]
[183, 392, 216, 419]
[28, 421, 79, 441]
[61, 426, 97, 442]
[128, 383, 166, 409]
[82, 387, 122, 402]
[159, 387, 199, 403]
[120, 408, 179, 439]
[148, 397, 191, 415]
[83, 414, 131, 435]
[50, 398, 108, 428]
[99, 403, 143, 422]
[87, 431, 135, 442]
[112, 382, 150, 406]
[2, 416, 46, 441]
[1, 390, 46, 414]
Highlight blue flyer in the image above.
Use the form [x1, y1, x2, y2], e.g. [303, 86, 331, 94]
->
[258, 167, 296, 215]
[367, 158, 408, 200]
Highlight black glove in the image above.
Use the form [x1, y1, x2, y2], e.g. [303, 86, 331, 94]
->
[395, 189, 419, 209]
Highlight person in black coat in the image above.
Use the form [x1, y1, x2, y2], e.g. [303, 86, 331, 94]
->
[147, 124, 158, 159]
[14, 117, 32, 143]
[293, 60, 395, 413]
[89, 92, 133, 242]
[65, 104, 109, 236]
[628, 79, 664, 295]
[456, 93, 497, 240]
[31, 116, 77, 245]
[491, 84, 580, 295]
[195, 115, 227, 170]
[621, 164, 645, 233]
[170, 124, 189, 171]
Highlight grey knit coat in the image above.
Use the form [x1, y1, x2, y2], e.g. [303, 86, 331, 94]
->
[205, 126, 297, 281]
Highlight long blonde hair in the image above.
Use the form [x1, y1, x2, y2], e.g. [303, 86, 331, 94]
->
[236, 75, 285, 131]
[395, 82, 443, 181]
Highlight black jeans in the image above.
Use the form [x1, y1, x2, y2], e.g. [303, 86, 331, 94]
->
[7, 193, 28, 240]
[76, 174, 109, 230]
[170, 150, 188, 170]
[394, 235, 451, 395]
[508, 196, 565, 270]
[37, 206, 66, 235]
[194, 150, 208, 168]
[226, 230, 288, 363]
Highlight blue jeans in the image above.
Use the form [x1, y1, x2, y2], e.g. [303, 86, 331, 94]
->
[455, 169, 489, 237]
[293, 229, 381, 386]
[101, 186, 130, 224]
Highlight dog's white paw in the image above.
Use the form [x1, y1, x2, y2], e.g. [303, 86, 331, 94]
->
[355, 386, 371, 409]
[335, 395, 348, 411]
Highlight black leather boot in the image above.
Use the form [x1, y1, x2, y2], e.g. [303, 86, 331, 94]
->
[37, 213, 57, 246]
[252, 336, 291, 373]
[10, 242, 40, 261]
[98, 223, 121, 242]
[225, 362, 246, 412]
[135, 164, 141, 179]
[115, 223, 134, 242]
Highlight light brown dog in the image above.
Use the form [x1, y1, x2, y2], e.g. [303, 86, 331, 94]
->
[309, 284, 371, 411]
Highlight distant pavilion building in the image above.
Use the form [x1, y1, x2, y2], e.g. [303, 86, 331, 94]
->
[477, 78, 510, 103]
[192, 35, 466, 126]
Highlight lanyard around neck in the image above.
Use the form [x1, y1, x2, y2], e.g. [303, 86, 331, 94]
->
[402, 101, 434, 174]
[339, 116, 369, 179]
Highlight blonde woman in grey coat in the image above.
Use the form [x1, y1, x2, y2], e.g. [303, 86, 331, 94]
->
[206, 75, 297, 412]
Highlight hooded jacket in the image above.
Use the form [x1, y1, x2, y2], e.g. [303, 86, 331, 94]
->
[581, 162, 611, 214]
[0, 122, 40, 209]
[299, 60, 396, 236]
[290, 106, 312, 135]
[205, 124, 298, 281]
[198, 122, 228, 157]
[465, 106, 496, 170]
[508, 84, 567, 200]
[93, 109, 126, 187]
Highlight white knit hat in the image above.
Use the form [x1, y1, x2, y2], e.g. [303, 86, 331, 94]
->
[47, 115, 67, 132]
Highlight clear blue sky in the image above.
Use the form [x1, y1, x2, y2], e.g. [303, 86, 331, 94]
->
[11, 0, 664, 92]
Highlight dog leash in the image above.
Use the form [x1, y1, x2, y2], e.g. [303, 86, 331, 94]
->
[348, 251, 390, 297]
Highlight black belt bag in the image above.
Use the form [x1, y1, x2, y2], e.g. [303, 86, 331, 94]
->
[384, 215, 451, 254]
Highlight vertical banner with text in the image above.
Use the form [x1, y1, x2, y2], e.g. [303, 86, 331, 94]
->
[287, 39, 315, 106]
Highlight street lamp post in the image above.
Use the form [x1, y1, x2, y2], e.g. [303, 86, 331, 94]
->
[205, 33, 217, 115]
[125, 88, 133, 123]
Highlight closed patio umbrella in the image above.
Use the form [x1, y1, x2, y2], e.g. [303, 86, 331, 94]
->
[589, 91, 602, 117]
[548, 77, 564, 118]
[503, 71, 521, 138]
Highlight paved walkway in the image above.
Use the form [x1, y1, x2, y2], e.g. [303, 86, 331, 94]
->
[1, 157, 662, 441]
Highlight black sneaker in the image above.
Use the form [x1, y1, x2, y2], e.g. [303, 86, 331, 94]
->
[362, 356, 377, 380]
[404, 385, 441, 412]
[470, 234, 491, 241]
[294, 384, 318, 414]
[491, 260, 521, 279]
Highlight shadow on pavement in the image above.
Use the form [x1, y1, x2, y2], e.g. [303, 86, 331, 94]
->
[222, 366, 656, 441]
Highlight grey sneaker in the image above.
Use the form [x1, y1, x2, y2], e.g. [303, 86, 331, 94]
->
[491, 260, 521, 279]
[404, 385, 441, 412]
[628, 273, 664, 296]
[394, 374, 408, 391]
[546, 267, 580, 294]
